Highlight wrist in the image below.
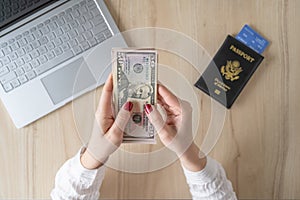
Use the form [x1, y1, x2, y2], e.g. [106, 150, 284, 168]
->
[80, 149, 105, 170]
[179, 143, 207, 172]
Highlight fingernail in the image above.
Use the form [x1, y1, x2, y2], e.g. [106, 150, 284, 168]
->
[124, 101, 133, 111]
[145, 104, 153, 114]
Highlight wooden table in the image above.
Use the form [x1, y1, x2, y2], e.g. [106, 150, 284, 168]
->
[1, 0, 299, 199]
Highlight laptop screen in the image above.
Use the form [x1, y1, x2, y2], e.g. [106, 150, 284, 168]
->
[0, 0, 59, 31]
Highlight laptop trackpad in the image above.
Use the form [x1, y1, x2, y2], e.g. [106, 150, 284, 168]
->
[41, 58, 96, 105]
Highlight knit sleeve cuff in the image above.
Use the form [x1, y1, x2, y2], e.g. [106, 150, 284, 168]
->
[182, 156, 219, 184]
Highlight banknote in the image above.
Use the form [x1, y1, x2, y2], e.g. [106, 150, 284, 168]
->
[112, 48, 157, 143]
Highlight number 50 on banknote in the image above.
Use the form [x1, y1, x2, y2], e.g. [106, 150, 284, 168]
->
[112, 49, 158, 143]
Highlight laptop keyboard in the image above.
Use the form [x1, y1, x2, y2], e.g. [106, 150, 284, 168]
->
[0, 0, 112, 93]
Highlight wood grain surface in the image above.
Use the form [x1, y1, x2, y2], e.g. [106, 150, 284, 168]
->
[0, 0, 299, 199]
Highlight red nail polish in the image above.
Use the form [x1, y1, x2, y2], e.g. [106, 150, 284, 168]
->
[145, 104, 153, 114]
[124, 101, 133, 111]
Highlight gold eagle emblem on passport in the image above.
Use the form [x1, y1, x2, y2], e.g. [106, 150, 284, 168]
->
[221, 60, 243, 81]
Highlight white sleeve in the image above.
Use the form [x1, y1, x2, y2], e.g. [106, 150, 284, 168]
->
[51, 147, 105, 200]
[182, 157, 237, 200]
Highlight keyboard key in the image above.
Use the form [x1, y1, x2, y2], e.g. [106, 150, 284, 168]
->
[70, 20, 79, 29]
[45, 51, 55, 60]
[38, 46, 47, 55]
[88, 38, 97, 47]
[39, 37, 48, 45]
[26, 71, 36, 80]
[77, 25, 85, 34]
[91, 16, 104, 26]
[61, 33, 70, 42]
[54, 28, 63, 36]
[79, 5, 88, 14]
[19, 75, 28, 84]
[65, 8, 72, 14]
[56, 18, 65, 26]
[32, 40, 41, 49]
[72, 46, 83, 55]
[53, 38, 62, 46]
[0, 50, 4, 57]
[7, 63, 17, 70]
[22, 31, 30, 36]
[82, 21, 92, 31]
[49, 22, 58, 30]
[38, 55, 48, 64]
[23, 54, 32, 63]
[2, 82, 13, 92]
[10, 79, 20, 88]
[84, 12, 93, 21]
[0, 42, 8, 48]
[24, 44, 33, 52]
[0, 42, 7, 48]
[8, 52, 18, 61]
[30, 60, 40, 68]
[35, 50, 74, 75]
[61, 43, 70, 52]
[32, 30, 42, 39]
[91, 24, 107, 36]
[15, 68, 25, 76]
[0, 71, 17, 83]
[68, 29, 78, 38]
[64, 13, 73, 22]
[18, 38, 28, 46]
[77, 17, 86, 25]
[15, 58, 25, 67]
[11, 42, 20, 50]
[103, 30, 112, 38]
[40, 26, 50, 35]
[69, 39, 78, 47]
[83, 31, 93, 40]
[31, 50, 40, 58]
[0, 66, 9, 77]
[8, 38, 15, 44]
[2, 46, 12, 54]
[16, 48, 25, 57]
[95, 33, 106, 43]
[46, 32, 56, 41]
[1, 56, 10, 65]
[44, 19, 51, 25]
[90, 8, 100, 18]
[76, 35, 85, 43]
[46, 42, 55, 50]
[81, 41, 90, 50]
[54, 47, 63, 56]
[61, 24, 71, 32]
[23, 63, 32, 72]
[25, 34, 35, 42]
[71, 9, 80, 18]
[37, 23, 44, 29]
[50, 15, 58, 22]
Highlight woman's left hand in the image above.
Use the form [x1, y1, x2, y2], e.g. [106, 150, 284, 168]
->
[81, 74, 133, 169]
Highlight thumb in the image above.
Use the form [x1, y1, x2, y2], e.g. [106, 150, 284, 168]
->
[145, 104, 165, 133]
[110, 101, 133, 135]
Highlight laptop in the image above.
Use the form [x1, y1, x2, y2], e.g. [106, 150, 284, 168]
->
[0, 0, 127, 128]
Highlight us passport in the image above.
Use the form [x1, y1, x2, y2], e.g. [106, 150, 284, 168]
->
[195, 34, 265, 108]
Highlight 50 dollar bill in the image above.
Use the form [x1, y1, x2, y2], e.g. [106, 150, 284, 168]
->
[112, 48, 157, 143]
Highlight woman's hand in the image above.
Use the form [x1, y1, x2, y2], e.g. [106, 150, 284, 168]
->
[145, 84, 206, 171]
[81, 74, 133, 169]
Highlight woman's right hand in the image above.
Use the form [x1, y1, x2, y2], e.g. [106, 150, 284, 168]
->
[145, 84, 207, 172]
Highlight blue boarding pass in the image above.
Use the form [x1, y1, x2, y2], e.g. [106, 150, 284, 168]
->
[236, 24, 269, 54]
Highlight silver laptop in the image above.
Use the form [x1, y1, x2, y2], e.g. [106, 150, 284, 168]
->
[0, 0, 127, 128]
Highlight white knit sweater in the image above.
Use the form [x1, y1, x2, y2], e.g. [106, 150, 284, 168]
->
[51, 148, 237, 200]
